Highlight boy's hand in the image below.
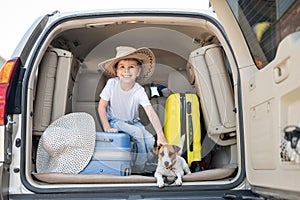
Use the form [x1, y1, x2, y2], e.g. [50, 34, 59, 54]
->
[157, 136, 168, 146]
[106, 128, 119, 133]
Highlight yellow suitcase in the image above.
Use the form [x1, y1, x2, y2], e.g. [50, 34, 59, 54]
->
[164, 93, 202, 172]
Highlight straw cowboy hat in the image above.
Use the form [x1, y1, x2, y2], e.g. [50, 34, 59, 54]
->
[36, 112, 96, 174]
[98, 46, 156, 83]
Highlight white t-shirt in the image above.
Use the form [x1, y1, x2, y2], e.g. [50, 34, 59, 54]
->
[100, 77, 151, 121]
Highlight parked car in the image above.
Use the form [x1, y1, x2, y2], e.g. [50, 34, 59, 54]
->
[0, 55, 5, 68]
[1, 0, 300, 199]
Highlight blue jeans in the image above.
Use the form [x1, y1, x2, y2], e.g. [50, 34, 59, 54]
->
[109, 118, 155, 166]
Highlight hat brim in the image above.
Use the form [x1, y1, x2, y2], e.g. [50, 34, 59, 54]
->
[98, 47, 155, 84]
[36, 112, 96, 174]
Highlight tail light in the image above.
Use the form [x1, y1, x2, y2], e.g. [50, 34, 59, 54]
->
[0, 58, 20, 125]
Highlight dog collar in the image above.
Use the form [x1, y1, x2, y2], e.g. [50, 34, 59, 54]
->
[165, 161, 176, 172]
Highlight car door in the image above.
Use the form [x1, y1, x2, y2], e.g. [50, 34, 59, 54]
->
[0, 13, 51, 199]
[211, 0, 300, 199]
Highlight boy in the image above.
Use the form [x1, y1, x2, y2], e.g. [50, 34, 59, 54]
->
[98, 46, 167, 173]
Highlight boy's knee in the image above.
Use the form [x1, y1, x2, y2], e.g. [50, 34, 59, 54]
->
[134, 130, 144, 140]
[129, 127, 144, 139]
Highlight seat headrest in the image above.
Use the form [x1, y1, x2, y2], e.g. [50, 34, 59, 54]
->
[76, 73, 107, 102]
[186, 61, 195, 84]
[143, 84, 151, 99]
[167, 71, 195, 94]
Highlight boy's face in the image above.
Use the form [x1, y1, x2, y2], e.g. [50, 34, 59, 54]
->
[116, 59, 141, 83]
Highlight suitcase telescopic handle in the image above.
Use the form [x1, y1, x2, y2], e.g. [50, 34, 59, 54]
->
[98, 138, 114, 142]
[187, 101, 194, 152]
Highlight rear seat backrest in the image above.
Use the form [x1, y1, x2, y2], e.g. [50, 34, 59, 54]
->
[139, 85, 154, 133]
[33, 48, 75, 136]
[142, 71, 194, 135]
[167, 71, 195, 94]
[143, 84, 151, 99]
[188, 44, 236, 145]
[72, 72, 107, 131]
[139, 84, 167, 135]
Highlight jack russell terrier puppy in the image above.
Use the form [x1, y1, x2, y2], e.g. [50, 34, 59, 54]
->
[154, 144, 191, 188]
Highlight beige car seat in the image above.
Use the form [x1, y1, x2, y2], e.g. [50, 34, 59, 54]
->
[72, 72, 107, 131]
[187, 44, 236, 146]
[167, 70, 195, 94]
[33, 48, 77, 136]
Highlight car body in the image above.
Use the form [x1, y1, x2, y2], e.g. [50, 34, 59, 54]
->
[0, 56, 5, 68]
[1, 0, 300, 199]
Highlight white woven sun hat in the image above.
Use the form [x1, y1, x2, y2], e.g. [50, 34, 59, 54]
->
[36, 112, 96, 174]
[98, 46, 156, 84]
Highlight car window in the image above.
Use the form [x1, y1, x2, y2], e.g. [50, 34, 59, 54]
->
[227, 0, 300, 69]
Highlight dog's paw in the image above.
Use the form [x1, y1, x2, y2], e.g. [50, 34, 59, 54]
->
[157, 181, 165, 188]
[175, 178, 182, 186]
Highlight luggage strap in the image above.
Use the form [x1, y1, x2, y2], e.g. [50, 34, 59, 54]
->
[180, 93, 187, 160]
[180, 93, 194, 158]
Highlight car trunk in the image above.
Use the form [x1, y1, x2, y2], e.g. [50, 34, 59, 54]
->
[20, 11, 242, 192]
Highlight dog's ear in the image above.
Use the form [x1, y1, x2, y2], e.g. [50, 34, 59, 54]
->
[153, 145, 162, 155]
[172, 145, 181, 153]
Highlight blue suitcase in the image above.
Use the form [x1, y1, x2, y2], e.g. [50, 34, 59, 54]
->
[80, 132, 132, 176]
